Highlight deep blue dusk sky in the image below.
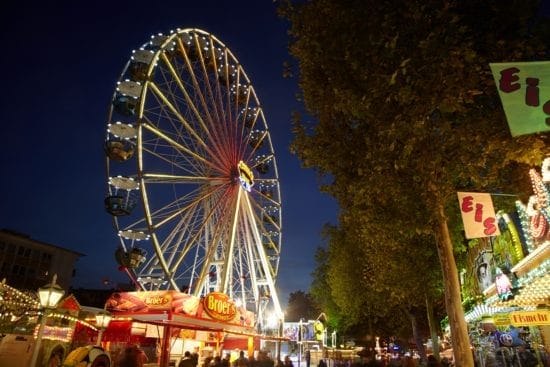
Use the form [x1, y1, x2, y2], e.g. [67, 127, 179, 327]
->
[0, 1, 338, 305]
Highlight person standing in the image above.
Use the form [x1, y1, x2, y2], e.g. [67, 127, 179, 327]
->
[513, 345, 539, 367]
[222, 353, 231, 367]
[427, 355, 442, 367]
[283, 355, 293, 367]
[136, 345, 148, 367]
[180, 351, 196, 367]
[234, 351, 249, 367]
[192, 347, 200, 367]
[212, 356, 223, 367]
[48, 353, 61, 367]
[118, 345, 148, 367]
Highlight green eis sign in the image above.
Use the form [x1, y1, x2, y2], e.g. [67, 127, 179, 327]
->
[490, 61, 550, 137]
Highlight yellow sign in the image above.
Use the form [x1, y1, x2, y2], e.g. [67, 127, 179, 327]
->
[510, 310, 550, 326]
[203, 292, 237, 321]
[493, 313, 511, 326]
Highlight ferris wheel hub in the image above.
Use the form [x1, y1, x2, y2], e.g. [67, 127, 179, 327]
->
[238, 160, 254, 192]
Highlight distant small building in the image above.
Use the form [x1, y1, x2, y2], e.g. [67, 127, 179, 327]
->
[0, 229, 84, 291]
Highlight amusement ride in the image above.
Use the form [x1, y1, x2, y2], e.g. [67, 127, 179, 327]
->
[103, 28, 284, 328]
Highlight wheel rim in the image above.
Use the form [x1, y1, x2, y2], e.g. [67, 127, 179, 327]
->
[104, 28, 283, 319]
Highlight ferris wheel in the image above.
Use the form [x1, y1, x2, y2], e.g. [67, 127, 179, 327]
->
[103, 28, 283, 319]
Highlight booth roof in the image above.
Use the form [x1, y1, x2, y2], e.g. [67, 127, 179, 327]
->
[110, 311, 289, 342]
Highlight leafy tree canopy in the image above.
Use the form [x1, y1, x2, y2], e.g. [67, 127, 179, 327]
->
[280, 0, 549, 362]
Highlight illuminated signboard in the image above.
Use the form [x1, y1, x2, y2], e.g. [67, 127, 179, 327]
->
[202, 292, 237, 322]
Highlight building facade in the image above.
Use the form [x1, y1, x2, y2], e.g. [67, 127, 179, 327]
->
[0, 229, 83, 291]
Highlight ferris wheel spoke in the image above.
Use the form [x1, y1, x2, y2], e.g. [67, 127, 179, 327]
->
[176, 37, 217, 130]
[191, 36, 224, 129]
[176, 39, 235, 170]
[146, 82, 211, 151]
[158, 50, 224, 146]
[218, 53, 236, 125]
[145, 206, 210, 289]
[155, 226, 200, 278]
[173, 187, 233, 264]
[163, 187, 236, 295]
[145, 80, 231, 173]
[186, 187, 239, 295]
[146, 183, 226, 231]
[241, 193, 282, 314]
[140, 122, 216, 169]
[141, 173, 215, 184]
[139, 140, 209, 177]
[158, 51, 215, 142]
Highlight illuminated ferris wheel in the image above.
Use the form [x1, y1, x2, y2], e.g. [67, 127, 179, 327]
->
[103, 28, 283, 318]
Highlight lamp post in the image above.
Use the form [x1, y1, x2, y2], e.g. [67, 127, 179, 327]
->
[95, 310, 112, 345]
[29, 274, 65, 367]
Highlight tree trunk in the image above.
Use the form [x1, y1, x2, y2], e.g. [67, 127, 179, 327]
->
[406, 308, 427, 362]
[435, 203, 474, 367]
[426, 294, 440, 361]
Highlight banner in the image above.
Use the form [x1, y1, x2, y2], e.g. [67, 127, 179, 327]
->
[457, 192, 500, 239]
[104, 290, 255, 327]
[510, 310, 550, 326]
[490, 61, 550, 136]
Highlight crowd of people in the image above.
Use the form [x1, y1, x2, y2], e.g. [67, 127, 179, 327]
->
[476, 344, 547, 367]
[171, 350, 298, 367]
[323, 346, 548, 367]
[66, 344, 549, 367]
[335, 354, 439, 367]
[199, 350, 294, 367]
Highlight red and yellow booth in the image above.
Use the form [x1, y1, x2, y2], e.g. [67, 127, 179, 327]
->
[101, 291, 285, 367]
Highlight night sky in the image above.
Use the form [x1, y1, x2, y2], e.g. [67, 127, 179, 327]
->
[0, 1, 338, 305]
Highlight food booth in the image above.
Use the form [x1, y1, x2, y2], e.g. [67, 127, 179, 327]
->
[102, 290, 286, 367]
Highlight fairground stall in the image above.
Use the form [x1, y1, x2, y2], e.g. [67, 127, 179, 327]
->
[461, 158, 550, 366]
[101, 290, 287, 367]
[0, 279, 103, 367]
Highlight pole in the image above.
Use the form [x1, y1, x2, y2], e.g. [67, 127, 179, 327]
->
[160, 324, 172, 367]
[276, 318, 283, 361]
[29, 310, 48, 367]
[97, 328, 104, 346]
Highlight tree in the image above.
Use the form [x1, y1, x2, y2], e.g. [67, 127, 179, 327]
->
[280, 0, 550, 365]
[310, 242, 343, 332]
[285, 290, 320, 322]
[325, 211, 444, 358]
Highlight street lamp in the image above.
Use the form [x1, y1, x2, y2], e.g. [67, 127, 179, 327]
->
[30, 274, 65, 367]
[95, 309, 112, 345]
